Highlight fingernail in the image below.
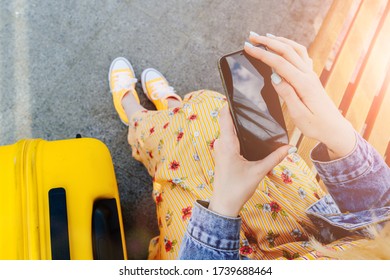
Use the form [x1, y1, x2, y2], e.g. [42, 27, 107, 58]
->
[288, 146, 297, 154]
[266, 33, 276, 38]
[249, 31, 260, 37]
[244, 41, 255, 48]
[271, 73, 282, 84]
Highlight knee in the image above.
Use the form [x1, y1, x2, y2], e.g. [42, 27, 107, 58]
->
[184, 89, 225, 101]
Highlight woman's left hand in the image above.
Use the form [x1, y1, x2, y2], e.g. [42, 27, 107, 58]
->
[208, 106, 291, 217]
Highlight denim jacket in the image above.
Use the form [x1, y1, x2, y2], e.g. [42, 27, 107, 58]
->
[178, 133, 390, 260]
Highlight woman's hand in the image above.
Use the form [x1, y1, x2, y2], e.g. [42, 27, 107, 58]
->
[244, 33, 356, 160]
[208, 106, 291, 218]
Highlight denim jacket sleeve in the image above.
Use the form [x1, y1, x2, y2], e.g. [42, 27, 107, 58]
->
[307, 131, 390, 242]
[178, 200, 242, 260]
[310, 131, 390, 212]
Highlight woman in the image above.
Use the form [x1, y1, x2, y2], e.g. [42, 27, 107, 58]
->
[109, 32, 390, 260]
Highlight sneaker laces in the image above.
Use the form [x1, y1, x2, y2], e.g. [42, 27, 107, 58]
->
[112, 71, 137, 92]
[149, 79, 176, 100]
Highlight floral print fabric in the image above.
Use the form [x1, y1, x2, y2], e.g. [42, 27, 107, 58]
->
[127, 90, 329, 260]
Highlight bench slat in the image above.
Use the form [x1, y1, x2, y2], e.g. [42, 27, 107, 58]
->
[308, 0, 358, 75]
[367, 73, 390, 157]
[345, 8, 390, 134]
[323, 0, 387, 107]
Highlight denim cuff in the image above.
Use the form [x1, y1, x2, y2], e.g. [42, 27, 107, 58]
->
[310, 131, 372, 185]
[306, 194, 390, 243]
[186, 200, 241, 251]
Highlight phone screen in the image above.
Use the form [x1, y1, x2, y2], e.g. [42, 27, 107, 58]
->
[219, 47, 288, 161]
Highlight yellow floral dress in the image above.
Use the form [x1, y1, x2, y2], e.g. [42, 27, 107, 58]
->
[127, 90, 360, 260]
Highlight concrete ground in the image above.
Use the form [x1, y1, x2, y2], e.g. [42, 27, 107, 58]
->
[0, 0, 332, 259]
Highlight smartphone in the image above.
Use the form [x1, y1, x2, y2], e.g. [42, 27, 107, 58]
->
[218, 45, 289, 161]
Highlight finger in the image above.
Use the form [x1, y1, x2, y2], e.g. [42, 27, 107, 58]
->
[244, 43, 306, 92]
[249, 34, 310, 72]
[271, 78, 313, 117]
[214, 113, 241, 159]
[252, 145, 291, 176]
[218, 105, 237, 143]
[270, 35, 312, 67]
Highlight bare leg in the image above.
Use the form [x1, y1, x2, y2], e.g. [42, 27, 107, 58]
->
[122, 90, 145, 121]
[122, 91, 183, 122]
[167, 97, 182, 108]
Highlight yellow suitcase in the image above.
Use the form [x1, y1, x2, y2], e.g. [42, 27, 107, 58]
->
[0, 138, 127, 260]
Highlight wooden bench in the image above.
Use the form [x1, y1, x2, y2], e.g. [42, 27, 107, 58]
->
[284, 0, 390, 179]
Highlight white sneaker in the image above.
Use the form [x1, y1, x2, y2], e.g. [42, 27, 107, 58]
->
[141, 68, 182, 110]
[108, 57, 140, 125]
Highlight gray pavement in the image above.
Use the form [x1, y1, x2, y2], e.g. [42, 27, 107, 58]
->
[0, 0, 332, 259]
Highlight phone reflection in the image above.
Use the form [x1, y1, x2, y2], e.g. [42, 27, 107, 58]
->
[226, 53, 288, 160]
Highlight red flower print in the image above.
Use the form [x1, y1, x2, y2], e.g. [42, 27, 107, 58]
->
[281, 173, 292, 184]
[240, 245, 253, 255]
[281, 168, 293, 184]
[169, 160, 180, 171]
[257, 201, 287, 220]
[142, 110, 148, 113]
[188, 114, 197, 121]
[149, 126, 155, 135]
[270, 201, 281, 213]
[148, 151, 153, 159]
[164, 238, 177, 252]
[209, 139, 216, 150]
[156, 193, 162, 204]
[165, 240, 173, 252]
[172, 107, 180, 114]
[314, 192, 320, 200]
[182, 206, 192, 221]
[163, 122, 169, 129]
[177, 131, 184, 142]
[136, 149, 140, 155]
[134, 121, 138, 128]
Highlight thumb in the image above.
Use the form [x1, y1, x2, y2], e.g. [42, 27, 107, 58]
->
[218, 105, 236, 142]
[253, 145, 292, 175]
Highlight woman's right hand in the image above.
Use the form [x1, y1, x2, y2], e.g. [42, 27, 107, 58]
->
[244, 33, 356, 160]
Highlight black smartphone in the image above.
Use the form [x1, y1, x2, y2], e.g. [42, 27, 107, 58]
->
[218, 45, 289, 161]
